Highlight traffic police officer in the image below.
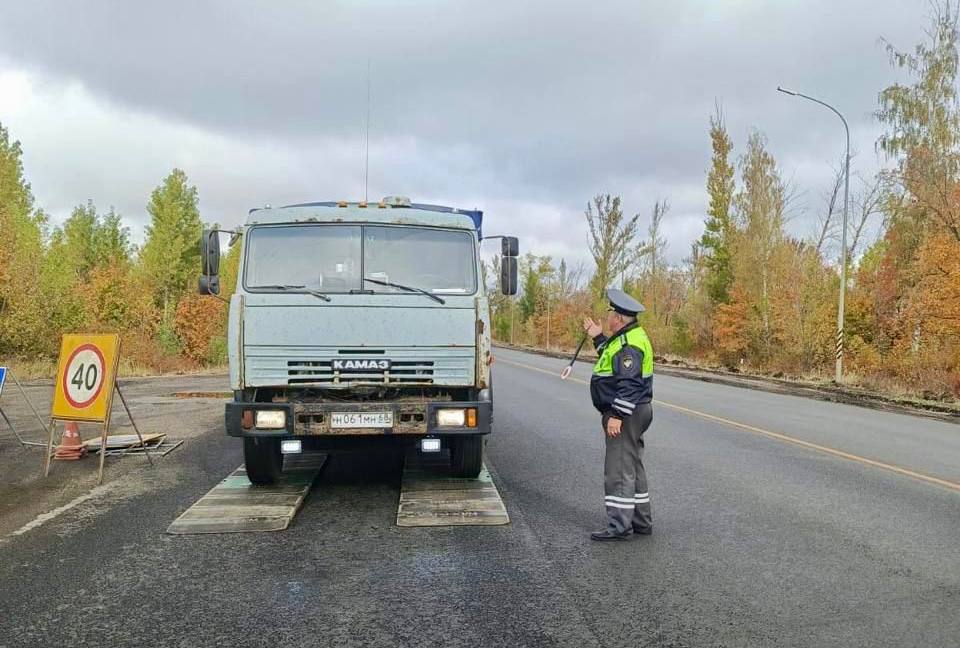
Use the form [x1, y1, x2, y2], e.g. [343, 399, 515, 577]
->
[583, 288, 655, 541]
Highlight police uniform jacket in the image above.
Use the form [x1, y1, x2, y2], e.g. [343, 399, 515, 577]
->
[590, 322, 654, 419]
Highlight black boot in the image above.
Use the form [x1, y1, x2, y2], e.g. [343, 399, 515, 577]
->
[590, 529, 631, 541]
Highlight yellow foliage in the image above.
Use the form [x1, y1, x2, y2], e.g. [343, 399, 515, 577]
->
[911, 233, 960, 344]
[84, 263, 159, 336]
[712, 284, 751, 365]
[174, 294, 227, 364]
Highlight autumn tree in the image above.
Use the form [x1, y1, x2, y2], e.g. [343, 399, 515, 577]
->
[518, 254, 553, 322]
[174, 294, 227, 364]
[485, 255, 512, 342]
[83, 264, 157, 339]
[551, 258, 587, 347]
[713, 284, 751, 366]
[877, 1, 960, 240]
[870, 0, 960, 387]
[95, 208, 132, 268]
[770, 241, 835, 371]
[699, 107, 736, 305]
[220, 233, 243, 297]
[848, 174, 885, 258]
[48, 201, 132, 283]
[813, 159, 846, 255]
[0, 122, 50, 356]
[643, 199, 669, 319]
[140, 169, 203, 316]
[555, 258, 584, 301]
[584, 194, 640, 300]
[732, 131, 787, 363]
[53, 201, 98, 280]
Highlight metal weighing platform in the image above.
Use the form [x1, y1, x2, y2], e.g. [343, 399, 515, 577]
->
[166, 454, 327, 534]
[167, 450, 508, 534]
[396, 451, 510, 527]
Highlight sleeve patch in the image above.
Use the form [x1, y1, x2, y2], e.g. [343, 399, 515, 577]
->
[615, 347, 643, 378]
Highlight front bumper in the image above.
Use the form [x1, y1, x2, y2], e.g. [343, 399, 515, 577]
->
[225, 400, 491, 438]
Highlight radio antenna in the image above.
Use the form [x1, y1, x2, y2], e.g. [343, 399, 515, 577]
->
[364, 59, 371, 203]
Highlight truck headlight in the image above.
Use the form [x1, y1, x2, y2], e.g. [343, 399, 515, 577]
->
[436, 408, 477, 428]
[255, 410, 286, 429]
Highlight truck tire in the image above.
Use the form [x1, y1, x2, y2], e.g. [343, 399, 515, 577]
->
[244, 437, 282, 485]
[450, 436, 483, 478]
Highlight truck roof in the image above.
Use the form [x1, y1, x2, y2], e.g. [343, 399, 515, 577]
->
[246, 199, 483, 237]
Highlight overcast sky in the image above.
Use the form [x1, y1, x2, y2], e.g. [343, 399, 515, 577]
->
[0, 0, 930, 267]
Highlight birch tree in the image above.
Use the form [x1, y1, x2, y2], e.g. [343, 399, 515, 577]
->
[584, 194, 640, 299]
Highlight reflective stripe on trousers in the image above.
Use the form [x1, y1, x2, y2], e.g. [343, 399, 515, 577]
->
[602, 404, 653, 534]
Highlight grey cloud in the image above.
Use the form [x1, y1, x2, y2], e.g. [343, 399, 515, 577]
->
[0, 0, 931, 263]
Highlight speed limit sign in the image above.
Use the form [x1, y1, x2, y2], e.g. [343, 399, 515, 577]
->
[64, 344, 106, 408]
[51, 334, 120, 422]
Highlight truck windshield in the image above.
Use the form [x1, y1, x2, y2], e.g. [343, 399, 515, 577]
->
[244, 224, 477, 295]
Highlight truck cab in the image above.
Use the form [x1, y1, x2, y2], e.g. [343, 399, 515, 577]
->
[199, 197, 518, 484]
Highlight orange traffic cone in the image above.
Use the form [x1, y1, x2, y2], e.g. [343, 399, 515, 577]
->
[54, 422, 87, 461]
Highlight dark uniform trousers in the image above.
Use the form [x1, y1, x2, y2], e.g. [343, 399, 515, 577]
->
[602, 403, 653, 534]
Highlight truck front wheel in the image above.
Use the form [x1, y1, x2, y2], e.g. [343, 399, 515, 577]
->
[450, 436, 483, 478]
[244, 437, 282, 485]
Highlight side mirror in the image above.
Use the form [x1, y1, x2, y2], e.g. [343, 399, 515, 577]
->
[198, 274, 221, 296]
[501, 256, 518, 296]
[201, 229, 221, 276]
[199, 230, 221, 296]
[501, 237, 519, 257]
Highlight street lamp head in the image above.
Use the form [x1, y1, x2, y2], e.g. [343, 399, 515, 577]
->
[777, 86, 798, 96]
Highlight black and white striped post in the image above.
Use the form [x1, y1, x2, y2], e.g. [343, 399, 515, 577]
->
[778, 86, 850, 383]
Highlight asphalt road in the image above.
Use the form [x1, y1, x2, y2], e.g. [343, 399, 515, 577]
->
[1, 348, 958, 647]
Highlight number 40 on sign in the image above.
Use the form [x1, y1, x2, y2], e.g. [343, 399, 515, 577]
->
[51, 334, 121, 422]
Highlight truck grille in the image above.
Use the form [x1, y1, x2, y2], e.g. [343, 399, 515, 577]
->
[287, 359, 435, 384]
[244, 347, 475, 387]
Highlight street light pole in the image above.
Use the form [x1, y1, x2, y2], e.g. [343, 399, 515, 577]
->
[777, 86, 850, 383]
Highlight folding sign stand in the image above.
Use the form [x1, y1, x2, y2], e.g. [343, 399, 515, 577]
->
[0, 367, 53, 447]
[0, 406, 30, 446]
[42, 334, 154, 485]
[113, 382, 154, 467]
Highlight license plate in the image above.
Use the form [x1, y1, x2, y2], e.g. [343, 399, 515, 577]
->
[330, 411, 394, 429]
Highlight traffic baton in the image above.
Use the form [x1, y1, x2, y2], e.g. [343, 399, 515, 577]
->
[560, 336, 588, 380]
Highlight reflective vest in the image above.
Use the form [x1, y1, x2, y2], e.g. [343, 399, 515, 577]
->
[590, 323, 654, 415]
[593, 326, 654, 378]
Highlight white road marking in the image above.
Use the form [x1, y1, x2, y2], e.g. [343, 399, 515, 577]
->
[499, 356, 960, 495]
[8, 484, 114, 537]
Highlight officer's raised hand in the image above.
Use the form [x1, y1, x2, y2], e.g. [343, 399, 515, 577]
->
[583, 318, 602, 337]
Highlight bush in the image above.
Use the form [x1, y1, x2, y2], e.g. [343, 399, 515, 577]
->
[670, 316, 694, 356]
[173, 294, 226, 364]
[207, 334, 228, 365]
[156, 318, 182, 356]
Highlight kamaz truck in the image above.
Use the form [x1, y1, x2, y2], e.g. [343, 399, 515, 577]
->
[198, 196, 518, 484]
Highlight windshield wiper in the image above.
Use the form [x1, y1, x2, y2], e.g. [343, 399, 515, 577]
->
[362, 277, 445, 304]
[255, 284, 332, 302]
